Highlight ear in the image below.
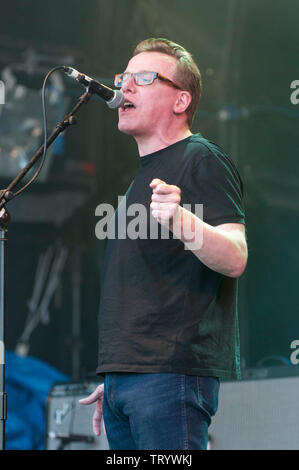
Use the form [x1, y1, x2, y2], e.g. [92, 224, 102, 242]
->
[173, 91, 192, 115]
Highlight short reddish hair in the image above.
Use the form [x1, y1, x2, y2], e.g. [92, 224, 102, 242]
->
[133, 38, 201, 127]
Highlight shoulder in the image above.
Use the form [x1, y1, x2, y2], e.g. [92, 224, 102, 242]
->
[186, 134, 232, 165]
[182, 134, 244, 198]
[186, 134, 241, 178]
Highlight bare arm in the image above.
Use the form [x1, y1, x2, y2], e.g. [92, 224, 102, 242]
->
[150, 179, 247, 278]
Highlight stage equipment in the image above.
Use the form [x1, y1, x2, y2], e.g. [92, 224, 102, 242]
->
[0, 65, 69, 181]
[15, 244, 68, 358]
[208, 366, 299, 450]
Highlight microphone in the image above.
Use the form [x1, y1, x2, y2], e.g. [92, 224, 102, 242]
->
[63, 66, 124, 109]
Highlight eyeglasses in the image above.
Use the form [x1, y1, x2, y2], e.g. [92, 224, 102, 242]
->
[114, 71, 181, 89]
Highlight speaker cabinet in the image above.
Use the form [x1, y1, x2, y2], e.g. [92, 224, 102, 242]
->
[209, 370, 299, 450]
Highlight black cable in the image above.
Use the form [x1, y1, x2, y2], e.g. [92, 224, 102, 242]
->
[12, 65, 66, 197]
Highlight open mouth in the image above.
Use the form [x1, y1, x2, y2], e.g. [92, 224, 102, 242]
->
[121, 100, 136, 111]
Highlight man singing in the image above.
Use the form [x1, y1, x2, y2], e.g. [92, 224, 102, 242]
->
[79, 38, 247, 450]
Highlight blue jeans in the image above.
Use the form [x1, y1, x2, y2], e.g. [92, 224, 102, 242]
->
[103, 372, 220, 450]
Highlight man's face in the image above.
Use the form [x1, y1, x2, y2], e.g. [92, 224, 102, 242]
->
[117, 52, 180, 139]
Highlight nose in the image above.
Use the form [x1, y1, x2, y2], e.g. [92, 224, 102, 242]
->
[121, 73, 136, 93]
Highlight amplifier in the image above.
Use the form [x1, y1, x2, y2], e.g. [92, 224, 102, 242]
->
[46, 381, 109, 450]
[208, 372, 299, 450]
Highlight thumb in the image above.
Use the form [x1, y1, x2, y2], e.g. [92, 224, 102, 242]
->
[149, 178, 166, 189]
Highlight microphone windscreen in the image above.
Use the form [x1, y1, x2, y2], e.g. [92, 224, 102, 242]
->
[107, 90, 125, 109]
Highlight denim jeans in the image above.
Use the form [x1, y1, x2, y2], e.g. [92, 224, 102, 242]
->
[102, 372, 220, 450]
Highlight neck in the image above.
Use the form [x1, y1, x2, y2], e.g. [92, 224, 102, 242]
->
[135, 126, 192, 157]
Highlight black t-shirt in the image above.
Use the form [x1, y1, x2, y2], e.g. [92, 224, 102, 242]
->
[96, 133, 245, 379]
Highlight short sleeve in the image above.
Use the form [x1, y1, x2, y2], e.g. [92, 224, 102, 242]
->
[181, 146, 245, 227]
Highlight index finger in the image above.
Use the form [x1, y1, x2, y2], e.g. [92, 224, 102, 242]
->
[78, 385, 104, 405]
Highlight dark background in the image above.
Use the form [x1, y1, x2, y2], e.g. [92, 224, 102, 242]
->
[0, 0, 298, 378]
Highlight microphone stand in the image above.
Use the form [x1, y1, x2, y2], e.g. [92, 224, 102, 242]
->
[0, 89, 92, 450]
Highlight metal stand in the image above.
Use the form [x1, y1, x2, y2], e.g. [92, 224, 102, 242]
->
[0, 210, 10, 450]
[0, 89, 92, 449]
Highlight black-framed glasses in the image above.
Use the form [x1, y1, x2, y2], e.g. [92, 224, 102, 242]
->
[114, 71, 181, 89]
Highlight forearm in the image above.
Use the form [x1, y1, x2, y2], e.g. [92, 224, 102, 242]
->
[170, 206, 247, 278]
